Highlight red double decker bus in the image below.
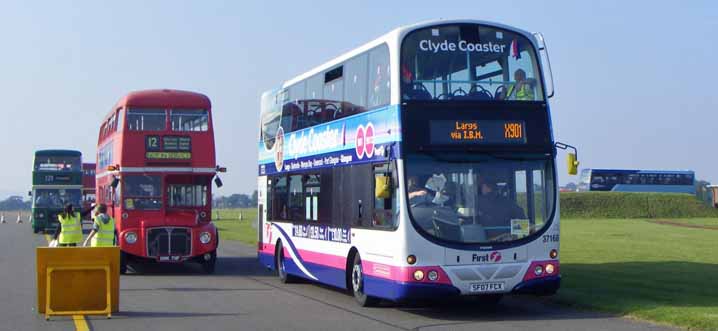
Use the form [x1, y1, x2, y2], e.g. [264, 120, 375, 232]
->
[96, 89, 225, 274]
[82, 163, 97, 220]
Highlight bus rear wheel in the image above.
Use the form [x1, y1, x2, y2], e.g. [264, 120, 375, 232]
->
[350, 254, 379, 307]
[32, 226, 40, 234]
[275, 241, 296, 283]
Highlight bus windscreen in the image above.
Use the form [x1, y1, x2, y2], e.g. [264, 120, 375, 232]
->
[401, 24, 544, 102]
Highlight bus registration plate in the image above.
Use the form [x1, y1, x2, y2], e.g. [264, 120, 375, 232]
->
[469, 282, 505, 293]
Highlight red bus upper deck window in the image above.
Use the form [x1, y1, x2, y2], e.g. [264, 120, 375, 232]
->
[170, 109, 209, 132]
[127, 109, 167, 131]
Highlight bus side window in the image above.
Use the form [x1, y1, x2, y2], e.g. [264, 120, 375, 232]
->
[372, 163, 396, 228]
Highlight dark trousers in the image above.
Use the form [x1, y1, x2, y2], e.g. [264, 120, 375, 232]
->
[58, 243, 77, 247]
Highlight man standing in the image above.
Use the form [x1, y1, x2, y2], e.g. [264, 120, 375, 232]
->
[83, 204, 116, 247]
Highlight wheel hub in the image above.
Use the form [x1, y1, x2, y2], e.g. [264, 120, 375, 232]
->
[352, 264, 362, 292]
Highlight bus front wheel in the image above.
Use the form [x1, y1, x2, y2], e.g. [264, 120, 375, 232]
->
[350, 254, 379, 307]
[275, 241, 296, 283]
[201, 251, 217, 274]
[119, 252, 128, 275]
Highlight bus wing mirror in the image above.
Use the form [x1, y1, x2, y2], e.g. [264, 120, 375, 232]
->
[555, 142, 579, 175]
[110, 176, 120, 189]
[567, 153, 579, 175]
[214, 176, 223, 188]
[28, 190, 32, 197]
[375, 175, 391, 199]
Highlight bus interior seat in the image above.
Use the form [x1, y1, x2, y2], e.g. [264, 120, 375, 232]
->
[432, 217, 461, 241]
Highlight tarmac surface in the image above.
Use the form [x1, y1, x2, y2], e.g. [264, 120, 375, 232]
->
[0, 220, 676, 331]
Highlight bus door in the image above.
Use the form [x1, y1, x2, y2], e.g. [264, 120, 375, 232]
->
[257, 176, 268, 251]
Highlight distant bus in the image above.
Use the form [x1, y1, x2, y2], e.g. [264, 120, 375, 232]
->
[577, 169, 695, 194]
[81, 163, 96, 219]
[96, 89, 224, 274]
[258, 19, 567, 306]
[30, 150, 82, 233]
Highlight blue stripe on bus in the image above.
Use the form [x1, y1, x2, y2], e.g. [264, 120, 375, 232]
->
[259, 250, 460, 301]
[258, 141, 401, 175]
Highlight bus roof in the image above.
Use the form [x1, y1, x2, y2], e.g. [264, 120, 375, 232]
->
[584, 168, 695, 175]
[113, 89, 211, 110]
[34, 149, 81, 157]
[281, 19, 539, 89]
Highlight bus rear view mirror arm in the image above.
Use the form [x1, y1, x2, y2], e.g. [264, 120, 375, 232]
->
[555, 142, 579, 175]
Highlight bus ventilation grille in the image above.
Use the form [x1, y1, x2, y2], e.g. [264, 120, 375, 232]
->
[147, 228, 191, 257]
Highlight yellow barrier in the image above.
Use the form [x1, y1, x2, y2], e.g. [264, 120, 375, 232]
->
[36, 247, 120, 319]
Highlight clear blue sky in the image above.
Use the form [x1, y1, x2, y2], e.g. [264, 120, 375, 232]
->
[1, 0, 716, 198]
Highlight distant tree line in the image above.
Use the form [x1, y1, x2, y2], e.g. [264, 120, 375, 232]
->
[213, 191, 258, 209]
[0, 196, 31, 211]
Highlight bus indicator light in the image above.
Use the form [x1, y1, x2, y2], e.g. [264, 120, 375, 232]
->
[550, 249, 558, 259]
[413, 270, 425, 281]
[407, 255, 417, 265]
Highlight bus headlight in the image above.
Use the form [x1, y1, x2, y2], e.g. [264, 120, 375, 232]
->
[545, 264, 555, 275]
[200, 211, 207, 219]
[125, 232, 138, 244]
[36, 212, 45, 219]
[413, 270, 425, 281]
[534, 265, 544, 276]
[427, 270, 439, 281]
[200, 232, 212, 244]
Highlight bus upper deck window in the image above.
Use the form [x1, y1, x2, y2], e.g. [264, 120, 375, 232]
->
[127, 109, 167, 131]
[171, 109, 209, 132]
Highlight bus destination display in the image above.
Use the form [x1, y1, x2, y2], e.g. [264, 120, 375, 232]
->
[429, 120, 526, 145]
[146, 135, 192, 160]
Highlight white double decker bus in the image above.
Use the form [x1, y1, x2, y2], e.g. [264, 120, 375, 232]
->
[257, 19, 576, 306]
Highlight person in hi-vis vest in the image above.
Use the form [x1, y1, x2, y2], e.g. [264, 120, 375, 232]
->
[83, 204, 116, 247]
[54, 204, 83, 247]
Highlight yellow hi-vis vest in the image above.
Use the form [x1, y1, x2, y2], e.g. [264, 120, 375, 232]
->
[506, 83, 535, 101]
[91, 216, 115, 247]
[58, 212, 82, 244]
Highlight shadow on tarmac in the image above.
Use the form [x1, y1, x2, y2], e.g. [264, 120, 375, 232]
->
[105, 311, 243, 320]
[123, 256, 272, 277]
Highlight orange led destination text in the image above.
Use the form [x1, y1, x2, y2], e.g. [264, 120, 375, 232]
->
[504, 122, 523, 139]
[450, 121, 484, 141]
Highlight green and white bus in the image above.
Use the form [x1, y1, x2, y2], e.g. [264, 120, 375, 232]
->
[30, 150, 83, 233]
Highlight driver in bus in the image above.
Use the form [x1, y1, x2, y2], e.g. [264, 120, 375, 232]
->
[503, 69, 535, 101]
[476, 175, 526, 241]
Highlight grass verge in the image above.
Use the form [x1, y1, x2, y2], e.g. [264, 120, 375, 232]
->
[213, 208, 257, 246]
[558, 218, 718, 330]
[561, 192, 718, 219]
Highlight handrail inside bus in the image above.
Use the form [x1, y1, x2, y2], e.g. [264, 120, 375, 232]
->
[533, 32, 555, 98]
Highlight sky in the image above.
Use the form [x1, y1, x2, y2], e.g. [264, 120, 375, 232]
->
[0, 0, 716, 199]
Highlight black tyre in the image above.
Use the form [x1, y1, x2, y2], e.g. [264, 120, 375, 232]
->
[32, 226, 40, 234]
[202, 251, 217, 274]
[119, 251, 128, 275]
[275, 241, 297, 283]
[350, 253, 379, 307]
